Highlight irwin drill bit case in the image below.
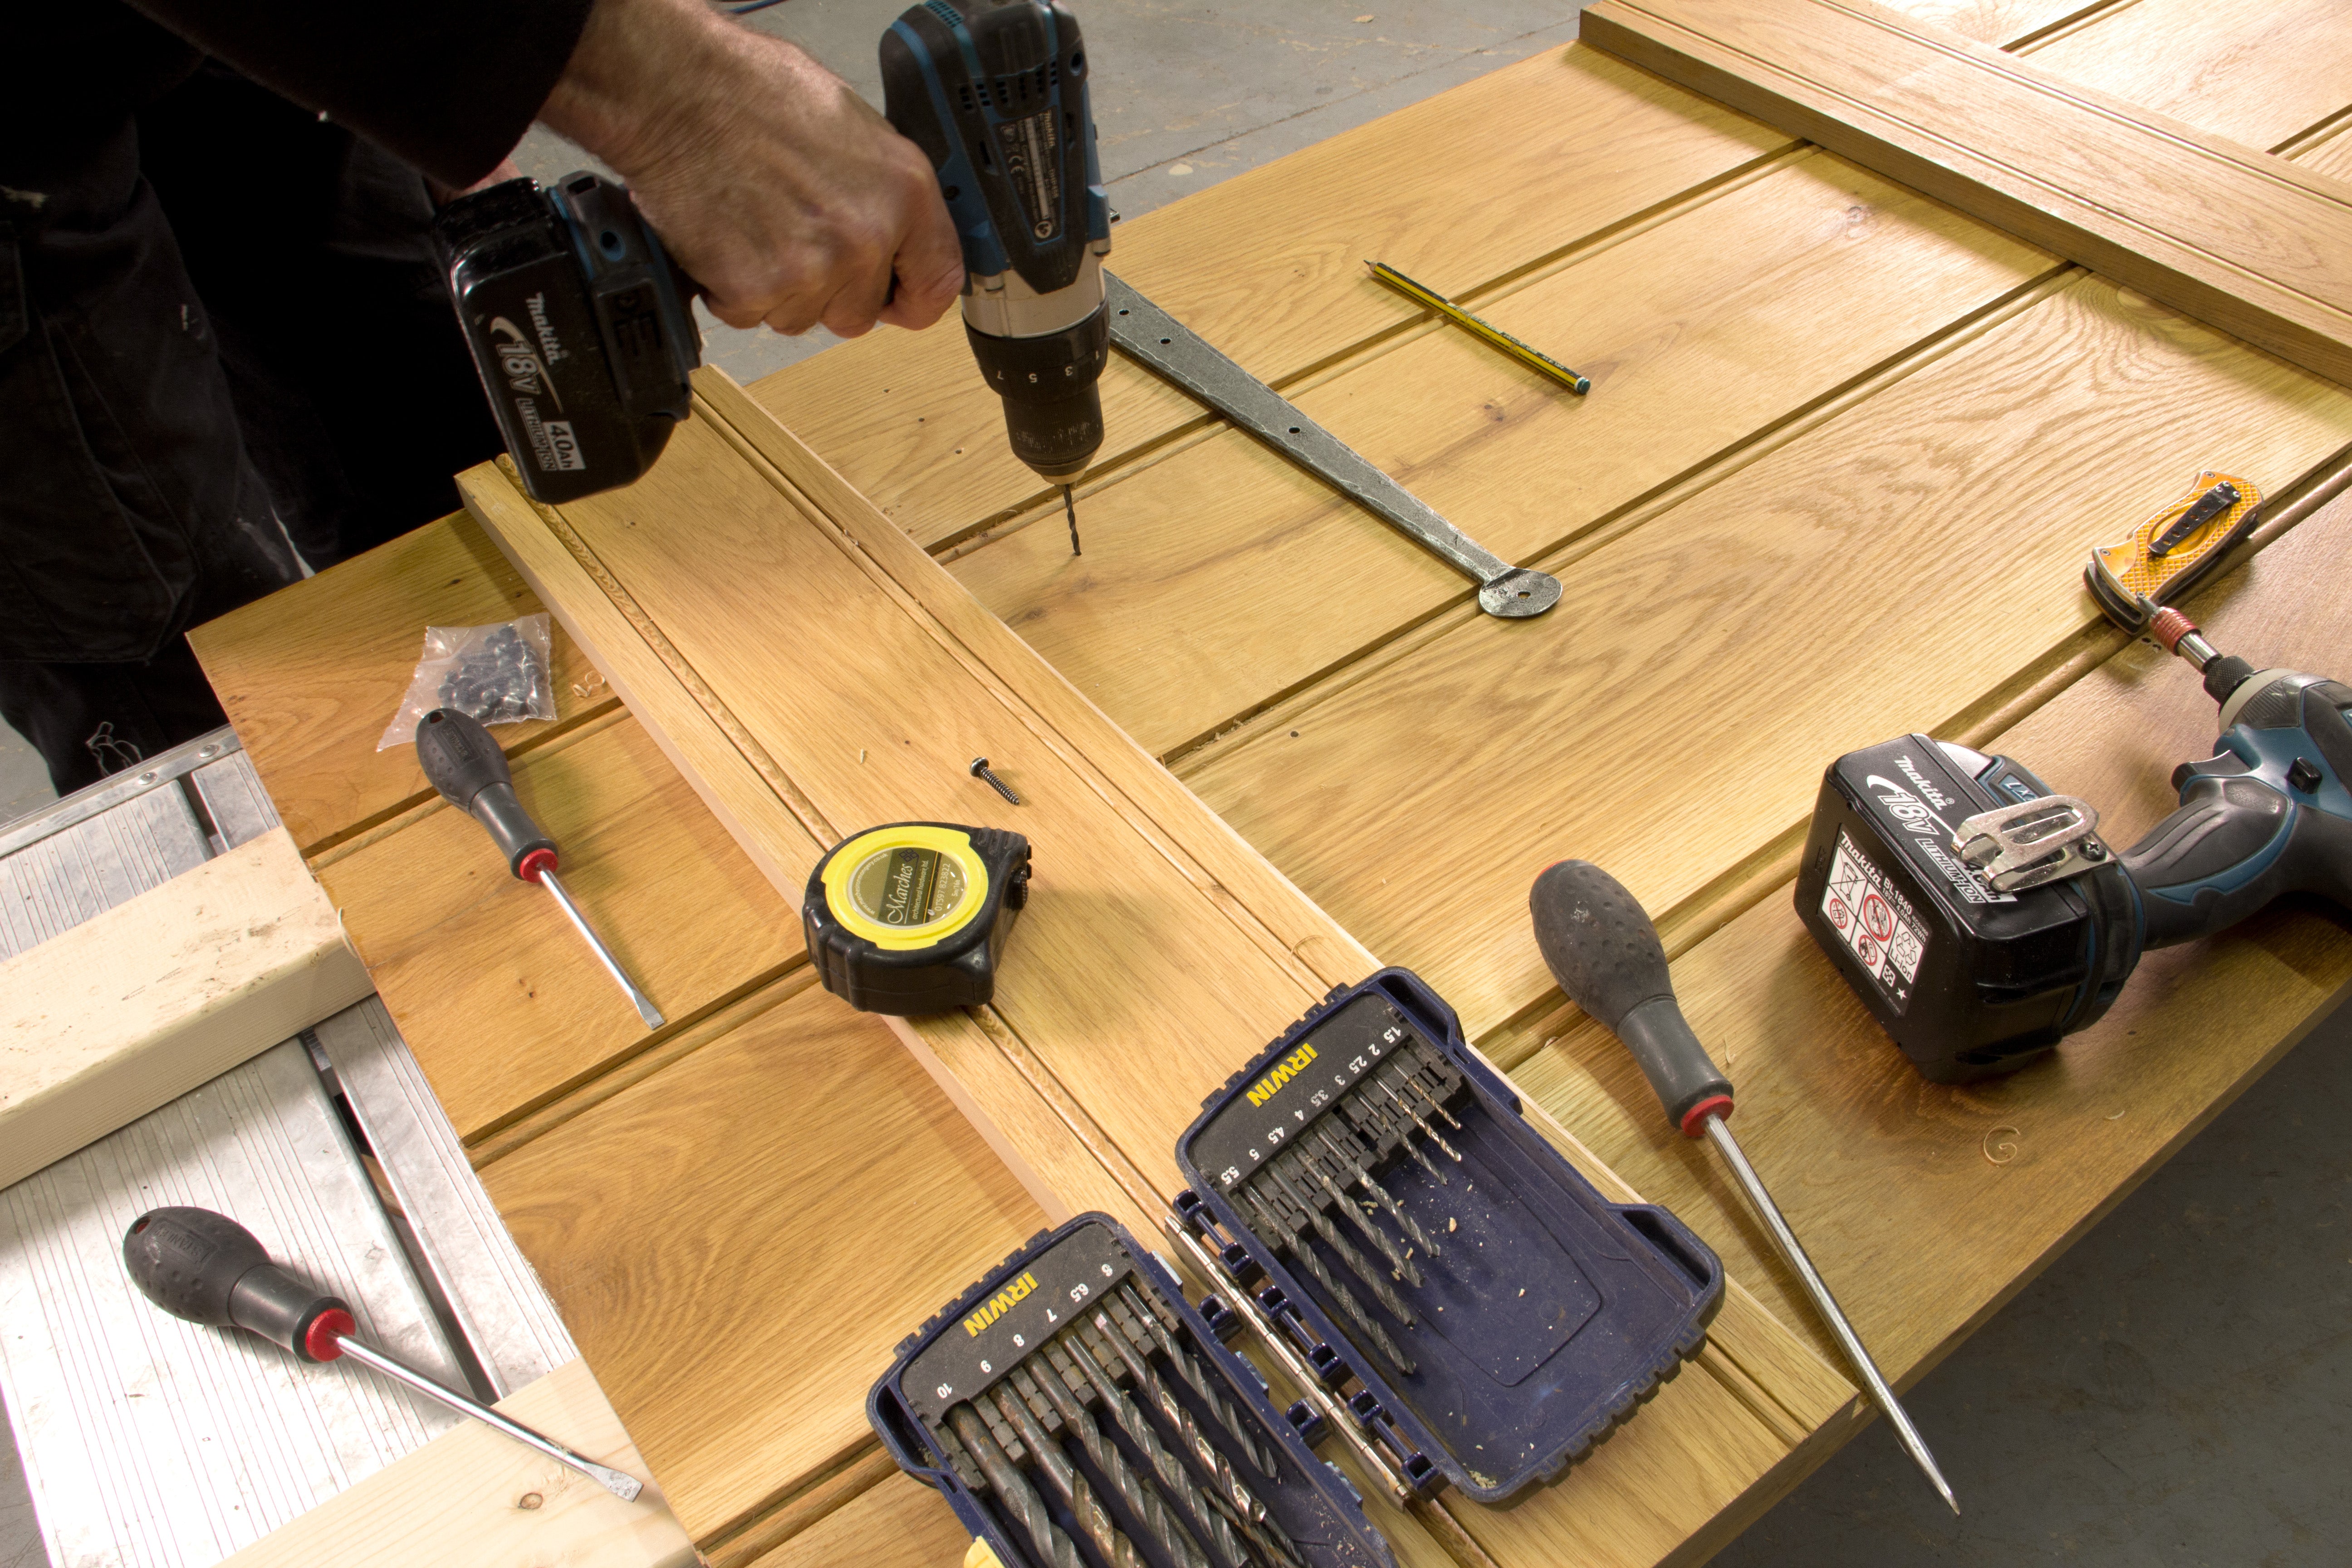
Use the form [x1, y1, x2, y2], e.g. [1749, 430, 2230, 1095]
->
[872, 970, 1725, 1567]
[870, 1212, 1398, 1568]
[1176, 969, 1723, 1504]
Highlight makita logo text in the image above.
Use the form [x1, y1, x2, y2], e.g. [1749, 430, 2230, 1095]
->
[487, 316, 559, 405]
[1246, 1043, 1317, 1107]
[1892, 753, 1954, 810]
[963, 1272, 1037, 1337]
[525, 292, 568, 364]
[1864, 774, 1956, 842]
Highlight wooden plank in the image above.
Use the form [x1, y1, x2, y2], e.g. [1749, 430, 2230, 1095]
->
[314, 712, 804, 1142]
[749, 45, 1792, 545]
[191, 511, 614, 857]
[1577, 0, 2352, 387]
[738, 1473, 975, 1568]
[1503, 482, 2352, 1380]
[2020, 0, 2352, 151]
[1884, 0, 2108, 44]
[2299, 125, 2352, 183]
[0, 828, 371, 1188]
[461, 371, 1847, 1568]
[219, 1357, 694, 1568]
[1181, 269, 2352, 1045]
[951, 150, 2055, 759]
[475, 980, 1047, 1546]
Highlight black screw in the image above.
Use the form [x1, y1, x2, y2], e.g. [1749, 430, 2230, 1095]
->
[969, 757, 1022, 805]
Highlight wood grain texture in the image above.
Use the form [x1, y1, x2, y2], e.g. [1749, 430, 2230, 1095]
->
[191, 511, 613, 856]
[1508, 483, 2352, 1382]
[740, 1473, 976, 1568]
[1578, 0, 2352, 387]
[315, 713, 803, 1142]
[0, 828, 371, 1188]
[462, 371, 1846, 1567]
[2298, 124, 2352, 183]
[1883, 0, 2108, 44]
[476, 980, 1046, 1546]
[953, 150, 2054, 758]
[1183, 270, 2352, 1045]
[2020, 0, 2352, 151]
[750, 45, 1792, 545]
[220, 1358, 694, 1568]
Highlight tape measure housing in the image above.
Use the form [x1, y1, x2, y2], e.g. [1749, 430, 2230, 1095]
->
[804, 823, 1030, 1014]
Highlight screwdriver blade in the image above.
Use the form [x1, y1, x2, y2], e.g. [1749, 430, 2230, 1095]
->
[1701, 1116, 1958, 1514]
[535, 867, 665, 1028]
[333, 1338, 643, 1501]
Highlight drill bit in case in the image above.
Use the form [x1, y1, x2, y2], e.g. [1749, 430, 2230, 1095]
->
[872, 1215, 1397, 1568]
[1175, 970, 1723, 1502]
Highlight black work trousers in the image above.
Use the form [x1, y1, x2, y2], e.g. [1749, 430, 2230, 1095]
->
[0, 59, 500, 795]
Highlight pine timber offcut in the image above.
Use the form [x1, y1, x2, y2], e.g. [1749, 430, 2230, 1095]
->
[0, 828, 371, 1189]
[220, 1358, 694, 1568]
[1506, 484, 2352, 1382]
[458, 369, 1858, 1568]
[1577, 0, 2352, 388]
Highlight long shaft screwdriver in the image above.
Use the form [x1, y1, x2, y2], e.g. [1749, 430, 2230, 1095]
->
[124, 1207, 643, 1501]
[416, 707, 663, 1029]
[1530, 861, 1959, 1514]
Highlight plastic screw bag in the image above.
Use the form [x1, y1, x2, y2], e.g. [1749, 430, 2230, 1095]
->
[378, 616, 555, 750]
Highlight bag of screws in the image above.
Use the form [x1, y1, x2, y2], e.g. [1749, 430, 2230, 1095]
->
[377, 616, 556, 750]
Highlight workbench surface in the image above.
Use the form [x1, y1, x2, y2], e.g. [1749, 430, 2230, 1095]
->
[191, 5, 2352, 1563]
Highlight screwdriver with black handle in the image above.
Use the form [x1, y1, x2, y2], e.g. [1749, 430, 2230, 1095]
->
[1529, 860, 1959, 1514]
[122, 1207, 643, 1501]
[416, 707, 663, 1029]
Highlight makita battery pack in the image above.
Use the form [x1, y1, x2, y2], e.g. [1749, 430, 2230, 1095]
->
[433, 172, 701, 504]
[1795, 735, 2140, 1083]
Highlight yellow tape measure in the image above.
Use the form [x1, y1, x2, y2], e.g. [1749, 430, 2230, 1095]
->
[802, 823, 1031, 1014]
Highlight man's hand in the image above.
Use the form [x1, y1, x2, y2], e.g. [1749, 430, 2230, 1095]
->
[540, 0, 963, 339]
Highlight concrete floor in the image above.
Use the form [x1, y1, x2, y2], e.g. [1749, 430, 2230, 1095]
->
[6, 3, 2349, 1564]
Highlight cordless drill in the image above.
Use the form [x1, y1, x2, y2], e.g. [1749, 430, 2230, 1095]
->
[433, 0, 1110, 518]
[1797, 609, 2352, 1083]
[882, 0, 1112, 549]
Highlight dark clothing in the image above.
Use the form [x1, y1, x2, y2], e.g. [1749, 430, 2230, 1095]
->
[0, 0, 587, 792]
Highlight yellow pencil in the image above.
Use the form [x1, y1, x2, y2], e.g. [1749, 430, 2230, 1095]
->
[1365, 260, 1591, 396]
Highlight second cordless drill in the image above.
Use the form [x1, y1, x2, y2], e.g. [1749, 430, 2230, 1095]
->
[882, 0, 1112, 550]
[1799, 616, 2352, 1082]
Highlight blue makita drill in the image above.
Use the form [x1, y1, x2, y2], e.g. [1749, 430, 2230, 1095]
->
[1797, 487, 2351, 1082]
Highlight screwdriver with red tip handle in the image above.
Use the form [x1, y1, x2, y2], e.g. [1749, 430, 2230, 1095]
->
[123, 1206, 643, 1501]
[1529, 859, 1959, 1514]
[416, 707, 664, 1029]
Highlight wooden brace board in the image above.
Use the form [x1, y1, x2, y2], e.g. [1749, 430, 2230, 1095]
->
[1578, 0, 2352, 386]
[458, 371, 1859, 1563]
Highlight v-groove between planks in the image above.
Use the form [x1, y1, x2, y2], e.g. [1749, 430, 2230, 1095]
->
[462, 367, 1862, 1568]
[1579, 0, 2352, 386]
